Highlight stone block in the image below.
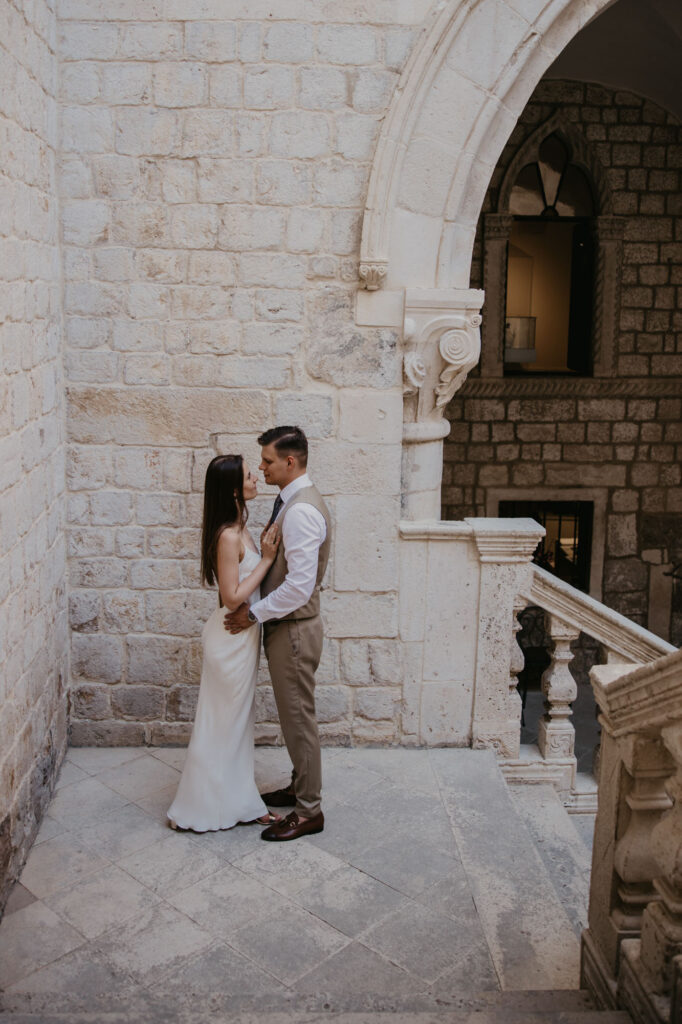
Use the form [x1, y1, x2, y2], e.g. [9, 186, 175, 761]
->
[90, 490, 133, 526]
[275, 393, 333, 438]
[181, 110, 233, 157]
[244, 66, 294, 109]
[335, 495, 399, 591]
[338, 390, 401, 446]
[123, 354, 170, 386]
[188, 252, 236, 286]
[69, 720, 146, 746]
[208, 66, 242, 107]
[299, 68, 347, 110]
[112, 203, 169, 247]
[70, 684, 111, 721]
[119, 23, 182, 59]
[329, 210, 362, 254]
[66, 444, 110, 491]
[385, 26, 417, 70]
[607, 514, 638, 557]
[239, 253, 305, 289]
[115, 108, 179, 156]
[130, 559, 183, 590]
[219, 206, 286, 251]
[256, 161, 312, 205]
[127, 635, 187, 685]
[101, 63, 151, 104]
[154, 62, 208, 107]
[270, 112, 330, 159]
[187, 321, 239, 353]
[59, 23, 119, 60]
[315, 685, 351, 724]
[71, 634, 123, 683]
[185, 22, 236, 61]
[93, 247, 133, 282]
[61, 64, 100, 104]
[317, 25, 377, 64]
[62, 106, 113, 153]
[68, 386, 271, 446]
[322, 592, 397, 638]
[102, 592, 145, 632]
[70, 557, 128, 589]
[197, 158, 252, 203]
[148, 722, 192, 746]
[145, 590, 216, 636]
[603, 558, 648, 593]
[112, 320, 164, 352]
[335, 113, 379, 161]
[313, 161, 367, 207]
[170, 205, 218, 249]
[264, 23, 313, 62]
[352, 69, 398, 114]
[254, 289, 304, 322]
[69, 590, 100, 633]
[241, 323, 301, 356]
[286, 208, 326, 253]
[311, 440, 400, 496]
[166, 685, 199, 721]
[307, 288, 399, 389]
[111, 685, 165, 720]
[116, 527, 146, 558]
[354, 687, 399, 721]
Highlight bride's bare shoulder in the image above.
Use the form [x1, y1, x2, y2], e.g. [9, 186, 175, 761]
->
[216, 525, 241, 553]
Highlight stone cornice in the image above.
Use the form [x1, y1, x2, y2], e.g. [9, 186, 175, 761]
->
[454, 377, 682, 399]
[591, 649, 682, 737]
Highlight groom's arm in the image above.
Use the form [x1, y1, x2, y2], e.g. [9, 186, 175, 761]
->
[248, 504, 326, 623]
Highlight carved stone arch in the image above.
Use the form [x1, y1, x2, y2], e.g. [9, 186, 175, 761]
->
[497, 111, 613, 216]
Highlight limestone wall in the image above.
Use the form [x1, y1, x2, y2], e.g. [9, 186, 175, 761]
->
[58, 4, 429, 746]
[0, 0, 68, 910]
[444, 80, 682, 644]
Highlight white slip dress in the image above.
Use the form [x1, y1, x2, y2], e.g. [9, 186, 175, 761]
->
[167, 546, 268, 831]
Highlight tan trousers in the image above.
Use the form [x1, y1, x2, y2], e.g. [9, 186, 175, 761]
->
[263, 615, 323, 817]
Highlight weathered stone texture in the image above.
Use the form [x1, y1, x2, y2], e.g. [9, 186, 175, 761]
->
[55, 9, 412, 751]
[0, 0, 68, 916]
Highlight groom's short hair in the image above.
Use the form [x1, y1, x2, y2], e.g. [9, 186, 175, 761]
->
[258, 425, 308, 466]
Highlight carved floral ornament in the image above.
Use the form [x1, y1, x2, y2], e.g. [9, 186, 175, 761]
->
[401, 290, 484, 432]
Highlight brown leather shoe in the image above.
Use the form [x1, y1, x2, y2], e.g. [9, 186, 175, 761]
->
[260, 786, 296, 807]
[260, 810, 324, 842]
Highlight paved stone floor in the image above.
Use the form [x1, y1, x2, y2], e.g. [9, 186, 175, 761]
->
[0, 747, 594, 1020]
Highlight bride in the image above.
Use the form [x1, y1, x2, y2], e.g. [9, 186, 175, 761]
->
[167, 453, 281, 831]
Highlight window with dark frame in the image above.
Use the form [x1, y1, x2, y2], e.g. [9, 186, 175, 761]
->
[504, 133, 596, 377]
[498, 499, 594, 593]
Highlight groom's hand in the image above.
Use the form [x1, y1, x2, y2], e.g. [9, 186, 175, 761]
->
[224, 602, 255, 634]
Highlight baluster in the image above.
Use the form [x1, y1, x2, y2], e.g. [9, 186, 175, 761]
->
[613, 736, 673, 936]
[506, 597, 526, 758]
[537, 614, 580, 791]
[637, 724, 682, 995]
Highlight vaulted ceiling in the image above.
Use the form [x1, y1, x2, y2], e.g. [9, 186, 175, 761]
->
[547, 0, 682, 119]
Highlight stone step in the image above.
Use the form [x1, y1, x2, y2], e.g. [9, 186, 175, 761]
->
[428, 749, 584, 991]
[509, 782, 592, 936]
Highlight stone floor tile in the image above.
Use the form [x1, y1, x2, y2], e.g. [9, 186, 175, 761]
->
[232, 840, 346, 897]
[168, 864, 292, 940]
[351, 748, 442, 795]
[349, 833, 461, 898]
[361, 901, 491, 984]
[359, 780, 458, 849]
[0, 901, 84, 988]
[149, 747, 187, 770]
[3, 883, 37, 916]
[54, 759, 90, 790]
[32, 814, 66, 847]
[64, 746, 146, 774]
[414, 871, 478, 921]
[72, 802, 170, 862]
[132, 782, 179, 823]
[18, 832, 110, 899]
[429, 946, 501, 999]
[5, 945, 144, 998]
[116, 833, 226, 897]
[44, 863, 162, 939]
[318, 758, 386, 802]
[96, 754, 180, 801]
[182, 820, 271, 863]
[304, 800, 383, 861]
[146, 938, 287, 999]
[45, 776, 131, 830]
[295, 939, 426, 998]
[294, 864, 409, 937]
[92, 903, 214, 988]
[228, 902, 350, 985]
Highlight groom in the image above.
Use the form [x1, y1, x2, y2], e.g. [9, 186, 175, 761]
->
[224, 426, 331, 841]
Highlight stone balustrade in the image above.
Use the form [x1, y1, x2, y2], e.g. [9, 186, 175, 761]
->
[501, 565, 676, 802]
[581, 648, 682, 1024]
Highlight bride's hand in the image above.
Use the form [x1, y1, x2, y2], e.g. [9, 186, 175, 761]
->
[261, 523, 280, 562]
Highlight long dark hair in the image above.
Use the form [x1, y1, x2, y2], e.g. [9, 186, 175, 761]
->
[200, 454, 248, 587]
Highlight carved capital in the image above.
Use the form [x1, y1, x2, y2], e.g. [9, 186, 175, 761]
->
[358, 261, 388, 290]
[402, 288, 484, 432]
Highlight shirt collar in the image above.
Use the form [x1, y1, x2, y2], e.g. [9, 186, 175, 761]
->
[280, 473, 312, 505]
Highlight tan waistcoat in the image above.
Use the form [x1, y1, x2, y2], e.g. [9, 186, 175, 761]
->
[261, 485, 332, 620]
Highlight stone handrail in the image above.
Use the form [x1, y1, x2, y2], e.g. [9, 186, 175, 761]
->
[582, 648, 682, 1023]
[521, 564, 676, 665]
[505, 564, 676, 801]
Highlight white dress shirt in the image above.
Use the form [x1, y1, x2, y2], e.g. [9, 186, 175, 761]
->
[249, 473, 327, 623]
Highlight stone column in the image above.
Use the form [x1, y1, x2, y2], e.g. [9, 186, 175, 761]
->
[401, 288, 484, 519]
[537, 615, 581, 795]
[481, 214, 513, 378]
[592, 216, 624, 378]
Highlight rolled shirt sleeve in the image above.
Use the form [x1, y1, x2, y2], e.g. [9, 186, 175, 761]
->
[249, 502, 327, 622]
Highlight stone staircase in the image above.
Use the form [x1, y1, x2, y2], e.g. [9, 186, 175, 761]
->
[0, 748, 632, 1023]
